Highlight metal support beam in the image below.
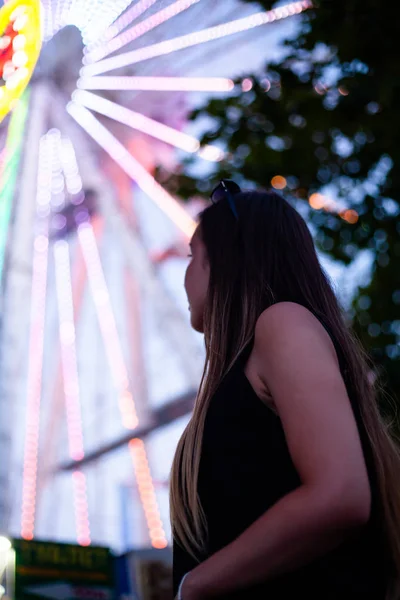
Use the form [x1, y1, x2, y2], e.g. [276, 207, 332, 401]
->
[58, 388, 196, 471]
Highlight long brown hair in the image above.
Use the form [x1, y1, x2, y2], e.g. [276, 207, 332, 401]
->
[170, 190, 400, 595]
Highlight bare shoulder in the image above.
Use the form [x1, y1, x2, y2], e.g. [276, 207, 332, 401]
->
[253, 302, 338, 366]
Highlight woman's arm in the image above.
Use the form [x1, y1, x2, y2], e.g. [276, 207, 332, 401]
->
[181, 303, 371, 599]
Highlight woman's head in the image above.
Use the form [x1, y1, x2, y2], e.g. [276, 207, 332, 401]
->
[186, 187, 335, 345]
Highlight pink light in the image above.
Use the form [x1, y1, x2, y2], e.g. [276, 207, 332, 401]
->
[53, 241, 85, 462]
[72, 90, 223, 161]
[67, 102, 196, 238]
[54, 136, 90, 545]
[78, 75, 235, 92]
[129, 439, 168, 549]
[84, 0, 201, 64]
[87, 0, 158, 47]
[72, 471, 91, 546]
[81, 0, 313, 76]
[57, 136, 138, 430]
[76, 221, 138, 429]
[20, 132, 56, 540]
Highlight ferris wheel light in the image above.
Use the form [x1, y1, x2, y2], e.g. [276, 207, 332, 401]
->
[0, 536, 12, 552]
[129, 439, 168, 549]
[56, 137, 139, 432]
[13, 13, 28, 31]
[12, 50, 28, 67]
[71, 471, 91, 546]
[70, 0, 137, 45]
[86, 0, 158, 48]
[73, 89, 222, 160]
[81, 0, 313, 76]
[10, 4, 27, 22]
[0, 36, 11, 50]
[84, 0, 201, 64]
[54, 241, 85, 462]
[3, 62, 16, 80]
[13, 33, 26, 50]
[78, 75, 235, 93]
[21, 133, 55, 540]
[0, 0, 42, 122]
[67, 102, 196, 239]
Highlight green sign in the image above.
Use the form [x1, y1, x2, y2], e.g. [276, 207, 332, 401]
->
[13, 539, 116, 599]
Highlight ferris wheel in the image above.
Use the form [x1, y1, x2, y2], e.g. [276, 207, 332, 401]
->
[0, 0, 312, 553]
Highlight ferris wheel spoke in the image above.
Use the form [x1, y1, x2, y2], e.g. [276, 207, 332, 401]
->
[83, 0, 202, 64]
[81, 0, 313, 76]
[54, 236, 91, 546]
[20, 132, 56, 541]
[72, 89, 224, 161]
[129, 438, 168, 549]
[78, 74, 234, 92]
[67, 101, 196, 238]
[86, 0, 159, 50]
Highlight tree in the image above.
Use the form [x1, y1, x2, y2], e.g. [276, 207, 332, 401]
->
[162, 0, 400, 404]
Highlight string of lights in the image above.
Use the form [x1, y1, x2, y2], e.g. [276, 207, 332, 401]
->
[83, 0, 202, 64]
[72, 89, 224, 161]
[67, 102, 196, 238]
[77, 75, 235, 92]
[81, 0, 313, 76]
[20, 131, 56, 540]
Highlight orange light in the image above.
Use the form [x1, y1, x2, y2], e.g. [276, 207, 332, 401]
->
[129, 438, 168, 549]
[309, 193, 326, 209]
[342, 209, 359, 224]
[152, 538, 168, 549]
[271, 175, 287, 190]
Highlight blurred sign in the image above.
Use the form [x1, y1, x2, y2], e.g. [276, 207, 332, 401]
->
[13, 539, 116, 600]
[115, 549, 173, 600]
[137, 559, 172, 600]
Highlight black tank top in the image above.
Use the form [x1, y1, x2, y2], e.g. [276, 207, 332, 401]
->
[173, 320, 389, 598]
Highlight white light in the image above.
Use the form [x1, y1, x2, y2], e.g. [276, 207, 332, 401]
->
[67, 102, 196, 238]
[0, 36, 11, 50]
[73, 90, 221, 160]
[13, 14, 29, 32]
[197, 145, 224, 162]
[10, 5, 27, 22]
[84, 0, 201, 64]
[2, 61, 16, 80]
[78, 75, 235, 93]
[13, 33, 26, 51]
[12, 50, 28, 67]
[0, 536, 11, 551]
[88, 0, 158, 47]
[54, 240, 85, 461]
[81, 0, 313, 76]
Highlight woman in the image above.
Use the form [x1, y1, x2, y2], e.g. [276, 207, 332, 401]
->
[170, 181, 400, 600]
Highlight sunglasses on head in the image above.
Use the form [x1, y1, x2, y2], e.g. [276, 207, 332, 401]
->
[210, 179, 241, 221]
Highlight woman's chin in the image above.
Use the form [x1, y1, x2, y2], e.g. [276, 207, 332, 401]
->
[190, 312, 204, 333]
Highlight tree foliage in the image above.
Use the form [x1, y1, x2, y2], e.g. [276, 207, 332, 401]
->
[162, 0, 400, 402]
